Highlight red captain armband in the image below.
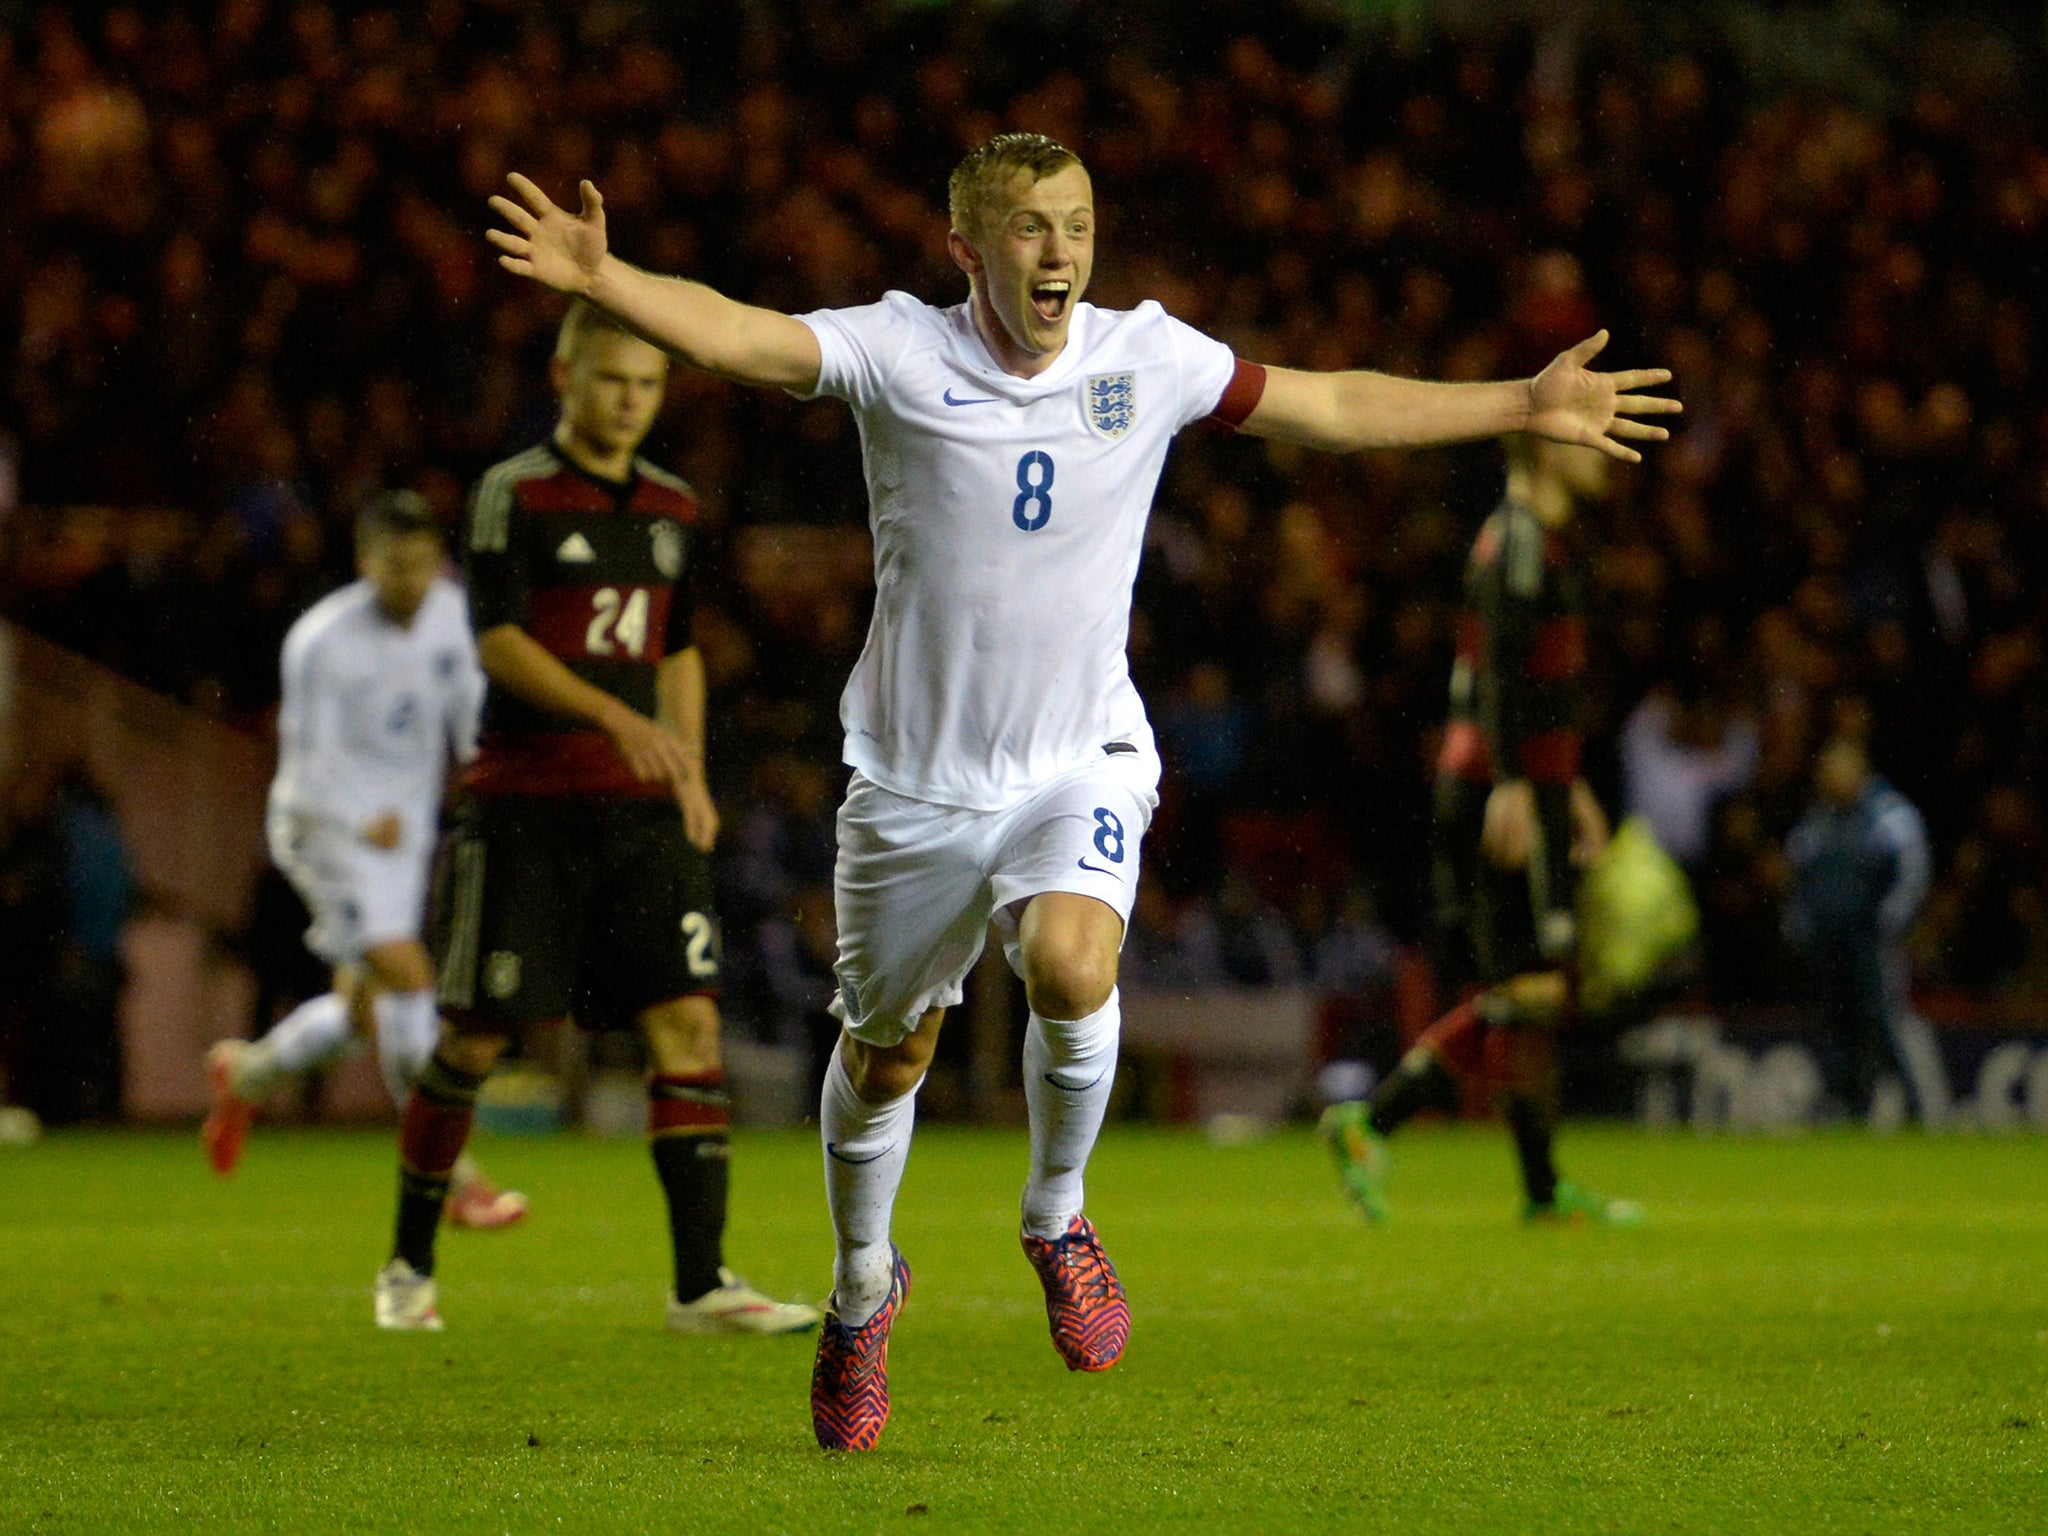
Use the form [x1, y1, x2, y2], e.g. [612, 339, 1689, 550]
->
[1208, 358, 1268, 431]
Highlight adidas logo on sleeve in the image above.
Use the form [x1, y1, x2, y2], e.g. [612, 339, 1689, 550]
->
[555, 532, 597, 563]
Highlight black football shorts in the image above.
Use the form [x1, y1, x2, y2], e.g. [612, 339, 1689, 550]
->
[434, 796, 721, 1031]
[1430, 774, 1576, 989]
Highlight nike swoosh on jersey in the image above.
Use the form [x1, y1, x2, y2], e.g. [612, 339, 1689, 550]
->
[942, 388, 1000, 406]
[1076, 857, 1120, 877]
[826, 1142, 891, 1165]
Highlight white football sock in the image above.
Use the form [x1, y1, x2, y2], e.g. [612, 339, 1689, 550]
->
[820, 1047, 919, 1327]
[372, 989, 441, 1108]
[238, 993, 355, 1095]
[1021, 988, 1121, 1240]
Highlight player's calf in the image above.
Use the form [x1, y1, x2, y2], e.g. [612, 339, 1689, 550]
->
[648, 1066, 734, 1304]
[388, 1046, 494, 1286]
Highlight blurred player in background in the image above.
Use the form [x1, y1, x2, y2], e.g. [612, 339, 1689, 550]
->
[373, 303, 820, 1336]
[1785, 736, 1931, 1123]
[1321, 435, 1643, 1225]
[203, 492, 527, 1230]
[485, 133, 1677, 1448]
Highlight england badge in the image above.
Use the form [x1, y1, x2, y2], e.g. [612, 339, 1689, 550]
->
[1086, 371, 1136, 440]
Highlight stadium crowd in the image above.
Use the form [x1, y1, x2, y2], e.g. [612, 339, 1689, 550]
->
[4, 0, 2048, 1050]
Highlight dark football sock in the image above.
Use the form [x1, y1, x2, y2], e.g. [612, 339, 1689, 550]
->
[649, 1072, 731, 1304]
[1367, 1051, 1460, 1137]
[392, 1052, 487, 1277]
[1503, 1092, 1559, 1208]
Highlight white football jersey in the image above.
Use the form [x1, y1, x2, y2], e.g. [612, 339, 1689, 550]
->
[799, 293, 1239, 809]
[268, 577, 484, 851]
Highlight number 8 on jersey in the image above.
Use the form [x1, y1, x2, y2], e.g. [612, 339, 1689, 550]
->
[1013, 451, 1054, 532]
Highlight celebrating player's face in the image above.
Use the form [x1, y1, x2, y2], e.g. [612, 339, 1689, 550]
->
[961, 163, 1095, 372]
[360, 530, 444, 626]
[556, 331, 670, 460]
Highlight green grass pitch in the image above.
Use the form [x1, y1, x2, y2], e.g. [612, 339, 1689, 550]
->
[5, 1123, 2045, 1534]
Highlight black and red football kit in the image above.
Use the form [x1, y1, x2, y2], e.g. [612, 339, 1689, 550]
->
[434, 442, 721, 1030]
[1431, 496, 1588, 988]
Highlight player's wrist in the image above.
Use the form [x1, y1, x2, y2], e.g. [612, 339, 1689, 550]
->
[1511, 377, 1537, 434]
[583, 252, 628, 306]
[594, 697, 643, 735]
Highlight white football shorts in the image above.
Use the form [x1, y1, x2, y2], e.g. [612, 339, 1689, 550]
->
[830, 741, 1161, 1048]
[267, 812, 429, 967]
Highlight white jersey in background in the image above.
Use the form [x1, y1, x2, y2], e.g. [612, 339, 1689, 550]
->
[798, 293, 1242, 810]
[217, 576, 514, 1202]
[267, 577, 484, 859]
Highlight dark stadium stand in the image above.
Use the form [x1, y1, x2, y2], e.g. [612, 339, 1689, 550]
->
[5, 2, 2048, 1119]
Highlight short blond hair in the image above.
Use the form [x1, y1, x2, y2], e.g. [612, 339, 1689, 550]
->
[948, 133, 1084, 240]
[553, 298, 638, 364]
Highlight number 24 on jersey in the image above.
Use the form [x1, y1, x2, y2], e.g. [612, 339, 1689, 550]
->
[586, 587, 650, 658]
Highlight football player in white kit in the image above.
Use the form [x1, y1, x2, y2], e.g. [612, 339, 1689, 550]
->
[484, 133, 1679, 1450]
[204, 492, 527, 1231]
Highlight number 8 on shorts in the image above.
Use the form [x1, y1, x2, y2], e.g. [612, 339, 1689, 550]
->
[1092, 807, 1125, 864]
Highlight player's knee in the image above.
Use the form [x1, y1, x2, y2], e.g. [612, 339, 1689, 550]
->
[642, 996, 721, 1076]
[843, 1033, 933, 1103]
[364, 941, 434, 996]
[850, 1054, 922, 1102]
[438, 1029, 506, 1078]
[1022, 938, 1118, 1022]
[1019, 895, 1122, 1020]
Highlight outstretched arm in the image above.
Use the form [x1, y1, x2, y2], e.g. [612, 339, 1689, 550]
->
[1240, 331, 1679, 462]
[487, 173, 822, 393]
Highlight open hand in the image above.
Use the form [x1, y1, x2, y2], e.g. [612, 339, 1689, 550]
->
[603, 706, 696, 794]
[486, 173, 609, 295]
[1526, 331, 1681, 464]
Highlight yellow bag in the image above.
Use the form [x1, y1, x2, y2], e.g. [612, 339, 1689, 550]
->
[1575, 817, 1699, 1013]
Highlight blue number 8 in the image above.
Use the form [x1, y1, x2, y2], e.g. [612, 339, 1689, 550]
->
[1092, 807, 1125, 863]
[1013, 451, 1055, 531]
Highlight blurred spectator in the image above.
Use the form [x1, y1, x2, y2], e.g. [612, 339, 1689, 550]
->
[0, 757, 133, 1123]
[1913, 784, 2048, 994]
[1784, 737, 1932, 1123]
[1620, 690, 1760, 873]
[1307, 882, 1403, 1102]
[1204, 871, 1306, 988]
[720, 753, 841, 1064]
[1121, 878, 1225, 992]
[1310, 883, 1399, 996]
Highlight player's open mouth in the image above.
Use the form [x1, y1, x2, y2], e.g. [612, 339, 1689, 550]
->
[1031, 280, 1071, 323]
